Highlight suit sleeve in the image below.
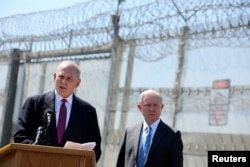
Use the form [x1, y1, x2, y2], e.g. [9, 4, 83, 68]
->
[13, 97, 43, 144]
[88, 107, 102, 162]
[116, 130, 127, 167]
[169, 131, 183, 167]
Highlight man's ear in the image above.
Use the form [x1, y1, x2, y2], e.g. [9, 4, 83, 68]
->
[76, 79, 81, 88]
[137, 104, 142, 111]
[161, 104, 164, 110]
[53, 73, 56, 80]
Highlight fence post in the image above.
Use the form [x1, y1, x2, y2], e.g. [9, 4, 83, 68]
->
[0, 49, 20, 147]
[172, 26, 189, 127]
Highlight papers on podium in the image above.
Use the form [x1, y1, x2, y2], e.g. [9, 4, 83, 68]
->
[64, 141, 96, 150]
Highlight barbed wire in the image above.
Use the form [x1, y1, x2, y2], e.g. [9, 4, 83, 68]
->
[0, 0, 249, 61]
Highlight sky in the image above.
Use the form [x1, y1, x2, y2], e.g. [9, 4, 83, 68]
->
[0, 0, 88, 18]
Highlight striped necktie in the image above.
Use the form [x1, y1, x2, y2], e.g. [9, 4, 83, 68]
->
[137, 125, 151, 167]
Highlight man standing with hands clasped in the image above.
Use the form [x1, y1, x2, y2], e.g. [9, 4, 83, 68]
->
[13, 61, 102, 162]
[116, 89, 183, 167]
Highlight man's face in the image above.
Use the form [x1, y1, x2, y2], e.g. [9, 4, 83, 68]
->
[137, 93, 164, 125]
[53, 65, 81, 98]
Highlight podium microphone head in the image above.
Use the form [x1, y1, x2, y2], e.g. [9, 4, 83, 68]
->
[43, 109, 55, 127]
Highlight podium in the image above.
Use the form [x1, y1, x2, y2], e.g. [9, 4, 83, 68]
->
[0, 143, 96, 167]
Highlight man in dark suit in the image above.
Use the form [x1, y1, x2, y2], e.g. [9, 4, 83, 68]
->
[13, 61, 102, 162]
[116, 90, 183, 167]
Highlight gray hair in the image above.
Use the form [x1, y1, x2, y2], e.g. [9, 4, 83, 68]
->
[138, 89, 163, 103]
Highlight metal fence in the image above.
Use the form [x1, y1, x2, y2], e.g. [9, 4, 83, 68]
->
[0, 0, 250, 167]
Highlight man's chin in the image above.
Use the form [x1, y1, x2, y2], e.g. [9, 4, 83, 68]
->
[58, 90, 69, 98]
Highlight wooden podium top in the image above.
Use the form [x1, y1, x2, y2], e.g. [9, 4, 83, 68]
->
[0, 143, 96, 167]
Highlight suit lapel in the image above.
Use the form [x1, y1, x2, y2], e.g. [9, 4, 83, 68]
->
[43, 91, 55, 111]
[146, 120, 167, 160]
[62, 94, 79, 144]
[64, 95, 77, 134]
[131, 123, 143, 159]
[43, 91, 58, 145]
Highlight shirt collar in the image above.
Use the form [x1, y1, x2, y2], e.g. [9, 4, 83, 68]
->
[54, 90, 73, 104]
[143, 118, 160, 130]
[143, 119, 160, 141]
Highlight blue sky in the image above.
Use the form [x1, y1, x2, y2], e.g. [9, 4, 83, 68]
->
[0, 0, 88, 18]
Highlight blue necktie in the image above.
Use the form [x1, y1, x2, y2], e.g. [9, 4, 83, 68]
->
[137, 126, 151, 167]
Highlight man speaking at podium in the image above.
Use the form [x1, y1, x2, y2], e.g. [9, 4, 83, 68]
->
[13, 61, 102, 162]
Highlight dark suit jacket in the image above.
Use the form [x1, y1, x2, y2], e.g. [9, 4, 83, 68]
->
[116, 120, 183, 167]
[13, 91, 102, 162]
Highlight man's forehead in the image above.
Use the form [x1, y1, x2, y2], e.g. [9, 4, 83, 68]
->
[143, 98, 161, 103]
[57, 71, 72, 77]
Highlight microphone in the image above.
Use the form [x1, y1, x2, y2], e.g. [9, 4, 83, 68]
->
[43, 109, 55, 145]
[44, 109, 55, 129]
[34, 126, 44, 145]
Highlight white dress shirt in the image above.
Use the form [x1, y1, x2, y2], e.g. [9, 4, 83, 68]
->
[54, 90, 73, 128]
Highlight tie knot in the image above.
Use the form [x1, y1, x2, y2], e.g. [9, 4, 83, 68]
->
[61, 99, 67, 103]
[145, 126, 151, 136]
[146, 125, 151, 131]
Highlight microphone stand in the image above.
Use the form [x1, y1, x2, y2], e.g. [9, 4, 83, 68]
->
[34, 109, 55, 145]
[34, 126, 45, 145]
[43, 109, 55, 146]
